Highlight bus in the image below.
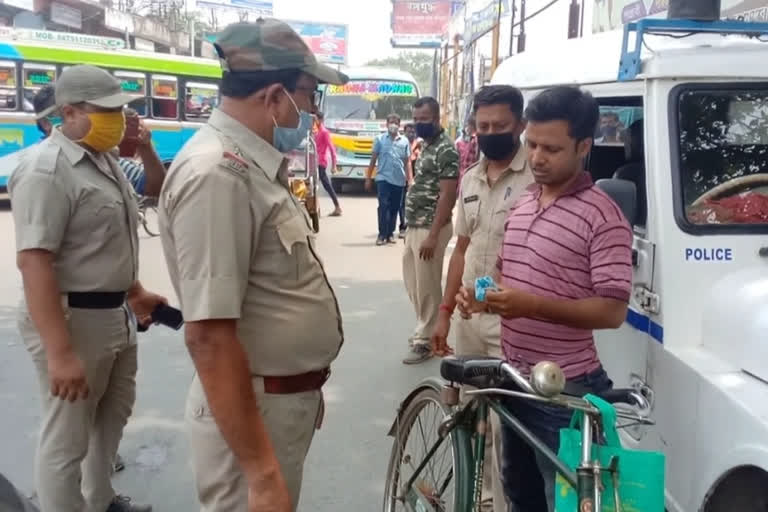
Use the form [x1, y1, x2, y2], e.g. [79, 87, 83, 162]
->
[317, 66, 420, 192]
[492, 19, 768, 512]
[0, 29, 222, 191]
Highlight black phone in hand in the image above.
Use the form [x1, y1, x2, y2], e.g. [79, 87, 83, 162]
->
[151, 304, 184, 330]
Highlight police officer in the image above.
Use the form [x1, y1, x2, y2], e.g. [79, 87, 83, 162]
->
[9, 65, 165, 512]
[158, 20, 347, 512]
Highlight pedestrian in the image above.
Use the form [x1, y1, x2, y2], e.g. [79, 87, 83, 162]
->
[117, 108, 166, 197]
[158, 19, 346, 512]
[402, 97, 459, 364]
[8, 64, 167, 512]
[432, 85, 532, 512]
[457, 86, 633, 512]
[313, 111, 342, 216]
[397, 123, 419, 238]
[366, 113, 412, 245]
[456, 114, 479, 189]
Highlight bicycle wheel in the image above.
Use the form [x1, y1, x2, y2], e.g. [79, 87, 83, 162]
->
[383, 385, 470, 512]
[142, 206, 160, 237]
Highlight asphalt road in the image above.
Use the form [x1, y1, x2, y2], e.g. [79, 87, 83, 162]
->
[0, 189, 453, 511]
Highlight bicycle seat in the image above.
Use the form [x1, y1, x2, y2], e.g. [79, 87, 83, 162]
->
[440, 356, 506, 385]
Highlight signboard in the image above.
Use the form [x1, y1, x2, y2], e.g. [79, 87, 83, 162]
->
[592, 0, 768, 33]
[327, 80, 418, 97]
[2, 0, 33, 10]
[391, 0, 453, 48]
[134, 37, 155, 52]
[50, 2, 82, 30]
[285, 21, 348, 65]
[465, 0, 510, 44]
[195, 0, 273, 14]
[119, 77, 146, 95]
[0, 27, 125, 49]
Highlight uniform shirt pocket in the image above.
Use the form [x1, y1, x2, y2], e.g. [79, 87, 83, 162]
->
[275, 215, 312, 280]
[466, 200, 482, 232]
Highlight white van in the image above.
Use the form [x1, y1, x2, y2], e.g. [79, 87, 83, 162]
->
[492, 19, 768, 512]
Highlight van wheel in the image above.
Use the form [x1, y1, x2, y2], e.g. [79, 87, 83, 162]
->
[704, 467, 768, 512]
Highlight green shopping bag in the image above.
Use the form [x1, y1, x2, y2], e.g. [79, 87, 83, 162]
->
[554, 394, 665, 512]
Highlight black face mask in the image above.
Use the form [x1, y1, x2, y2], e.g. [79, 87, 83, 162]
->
[477, 132, 518, 161]
[415, 122, 437, 139]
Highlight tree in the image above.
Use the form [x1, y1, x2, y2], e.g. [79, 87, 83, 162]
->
[365, 52, 433, 96]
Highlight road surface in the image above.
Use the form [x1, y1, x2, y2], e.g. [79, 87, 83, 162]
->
[0, 190, 454, 511]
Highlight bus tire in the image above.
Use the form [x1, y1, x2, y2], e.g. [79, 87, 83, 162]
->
[703, 466, 768, 512]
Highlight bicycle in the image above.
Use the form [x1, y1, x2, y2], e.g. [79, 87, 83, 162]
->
[136, 195, 159, 237]
[383, 356, 654, 512]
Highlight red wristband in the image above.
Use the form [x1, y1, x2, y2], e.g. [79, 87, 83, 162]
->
[439, 304, 454, 314]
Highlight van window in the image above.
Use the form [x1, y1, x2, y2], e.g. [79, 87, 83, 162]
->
[594, 106, 643, 147]
[0, 61, 17, 110]
[677, 87, 768, 226]
[184, 82, 218, 120]
[22, 64, 56, 112]
[115, 71, 148, 117]
[151, 74, 178, 119]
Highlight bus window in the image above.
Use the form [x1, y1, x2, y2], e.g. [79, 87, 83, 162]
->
[115, 71, 148, 117]
[22, 63, 56, 112]
[151, 74, 178, 120]
[184, 82, 218, 121]
[0, 61, 17, 110]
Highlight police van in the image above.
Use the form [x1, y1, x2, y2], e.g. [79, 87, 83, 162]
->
[491, 15, 768, 512]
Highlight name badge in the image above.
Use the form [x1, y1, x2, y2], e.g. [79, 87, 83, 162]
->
[464, 194, 479, 204]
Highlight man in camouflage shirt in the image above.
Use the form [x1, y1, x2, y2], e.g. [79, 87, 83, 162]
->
[402, 97, 459, 364]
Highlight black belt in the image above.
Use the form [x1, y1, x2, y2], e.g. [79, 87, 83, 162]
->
[67, 292, 127, 309]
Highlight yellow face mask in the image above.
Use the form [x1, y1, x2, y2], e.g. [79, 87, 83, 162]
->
[79, 111, 126, 152]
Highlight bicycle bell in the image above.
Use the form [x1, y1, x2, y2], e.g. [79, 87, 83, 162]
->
[530, 361, 566, 397]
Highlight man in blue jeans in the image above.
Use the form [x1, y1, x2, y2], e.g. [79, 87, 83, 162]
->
[367, 114, 412, 245]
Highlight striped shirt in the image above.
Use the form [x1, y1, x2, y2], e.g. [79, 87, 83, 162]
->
[118, 157, 146, 196]
[496, 171, 632, 378]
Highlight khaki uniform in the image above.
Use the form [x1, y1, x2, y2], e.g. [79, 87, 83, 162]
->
[454, 148, 533, 512]
[159, 110, 343, 511]
[9, 128, 140, 512]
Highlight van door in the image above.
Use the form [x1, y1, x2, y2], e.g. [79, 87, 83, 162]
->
[589, 101, 658, 442]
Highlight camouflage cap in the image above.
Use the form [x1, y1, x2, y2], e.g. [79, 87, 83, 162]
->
[214, 19, 348, 85]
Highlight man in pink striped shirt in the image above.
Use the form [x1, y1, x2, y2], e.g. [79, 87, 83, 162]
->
[458, 86, 633, 511]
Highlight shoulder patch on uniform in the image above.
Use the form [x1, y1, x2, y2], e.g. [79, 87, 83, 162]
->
[220, 150, 249, 177]
[33, 142, 62, 175]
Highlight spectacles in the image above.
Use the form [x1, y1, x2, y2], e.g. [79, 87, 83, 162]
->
[295, 85, 319, 105]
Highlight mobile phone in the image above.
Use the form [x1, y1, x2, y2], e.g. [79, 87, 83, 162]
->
[151, 304, 184, 330]
[119, 114, 140, 157]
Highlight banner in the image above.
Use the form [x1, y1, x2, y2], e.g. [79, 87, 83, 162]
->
[285, 21, 348, 65]
[465, 0, 510, 44]
[0, 26, 125, 49]
[391, 0, 453, 48]
[195, 0, 273, 15]
[593, 0, 768, 33]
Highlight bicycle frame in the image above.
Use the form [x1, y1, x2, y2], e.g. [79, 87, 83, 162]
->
[401, 391, 606, 512]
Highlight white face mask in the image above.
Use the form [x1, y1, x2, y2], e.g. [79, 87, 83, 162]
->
[388, 123, 399, 135]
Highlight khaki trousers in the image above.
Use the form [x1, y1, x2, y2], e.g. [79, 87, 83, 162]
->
[402, 224, 453, 345]
[456, 313, 508, 512]
[185, 374, 323, 512]
[19, 301, 137, 512]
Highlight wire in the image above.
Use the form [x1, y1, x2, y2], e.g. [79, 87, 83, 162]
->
[511, 0, 562, 29]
